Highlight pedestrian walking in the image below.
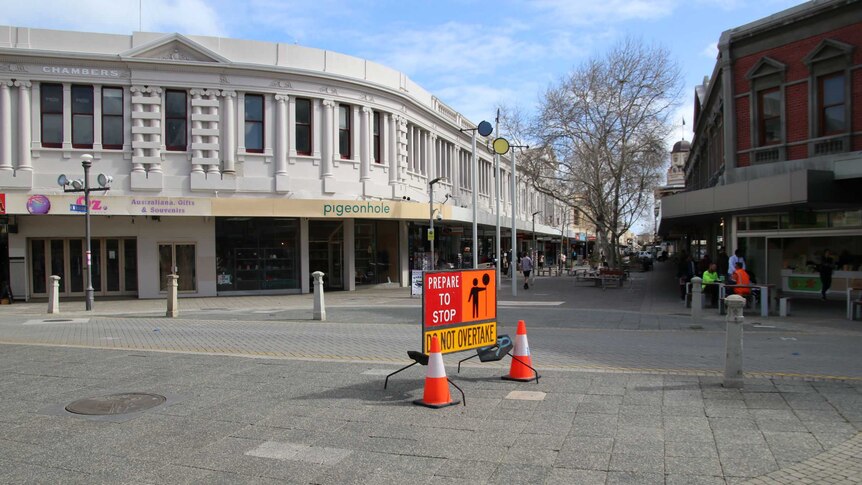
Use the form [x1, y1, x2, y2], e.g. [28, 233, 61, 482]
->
[520, 253, 534, 290]
[816, 249, 835, 300]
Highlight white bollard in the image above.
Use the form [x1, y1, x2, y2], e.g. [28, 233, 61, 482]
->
[166, 274, 179, 318]
[47, 275, 61, 314]
[723, 294, 745, 388]
[312, 271, 326, 321]
[691, 276, 703, 318]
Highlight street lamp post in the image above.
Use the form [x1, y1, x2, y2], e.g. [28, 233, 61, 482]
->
[459, 121, 492, 270]
[429, 177, 445, 270]
[491, 136, 528, 297]
[58, 154, 111, 311]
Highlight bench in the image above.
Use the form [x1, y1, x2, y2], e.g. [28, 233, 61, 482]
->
[598, 269, 625, 290]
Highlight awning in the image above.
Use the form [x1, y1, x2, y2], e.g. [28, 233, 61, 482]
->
[658, 168, 857, 236]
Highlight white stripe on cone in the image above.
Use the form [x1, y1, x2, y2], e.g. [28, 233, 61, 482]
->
[514, 334, 530, 357]
[427, 351, 446, 378]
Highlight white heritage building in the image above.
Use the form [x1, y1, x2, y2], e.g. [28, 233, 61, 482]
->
[0, 26, 570, 300]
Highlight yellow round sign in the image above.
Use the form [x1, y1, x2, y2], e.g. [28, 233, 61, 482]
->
[493, 137, 510, 155]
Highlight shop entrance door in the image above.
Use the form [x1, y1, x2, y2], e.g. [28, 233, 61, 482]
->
[29, 238, 137, 297]
[158, 243, 196, 292]
[308, 221, 344, 290]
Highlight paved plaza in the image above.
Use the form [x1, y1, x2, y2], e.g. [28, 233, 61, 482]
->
[0, 262, 860, 484]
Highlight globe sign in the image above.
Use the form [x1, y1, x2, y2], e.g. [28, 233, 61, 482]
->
[26, 195, 51, 215]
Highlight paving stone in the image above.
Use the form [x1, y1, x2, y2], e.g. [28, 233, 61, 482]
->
[609, 452, 664, 473]
[665, 440, 720, 458]
[665, 473, 727, 485]
[432, 459, 498, 480]
[544, 467, 607, 484]
[554, 450, 610, 470]
[605, 470, 665, 484]
[486, 463, 550, 485]
[666, 455, 723, 476]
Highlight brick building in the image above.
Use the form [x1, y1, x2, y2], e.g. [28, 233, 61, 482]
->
[660, 0, 862, 297]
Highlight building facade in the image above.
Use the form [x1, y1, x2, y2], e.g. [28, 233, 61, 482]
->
[660, 0, 862, 296]
[0, 26, 572, 301]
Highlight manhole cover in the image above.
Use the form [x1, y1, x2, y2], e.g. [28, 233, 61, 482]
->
[65, 393, 166, 416]
[43, 319, 73, 323]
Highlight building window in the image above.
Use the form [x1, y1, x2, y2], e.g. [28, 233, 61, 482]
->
[244, 94, 264, 153]
[373, 111, 381, 163]
[40, 83, 63, 148]
[165, 90, 187, 151]
[818, 73, 845, 136]
[101, 87, 123, 150]
[758, 88, 781, 146]
[71, 85, 94, 149]
[295, 98, 311, 156]
[338, 104, 351, 159]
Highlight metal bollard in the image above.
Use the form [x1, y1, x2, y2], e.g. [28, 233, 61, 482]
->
[723, 294, 745, 388]
[312, 271, 326, 321]
[48, 275, 61, 314]
[166, 274, 179, 318]
[691, 276, 703, 318]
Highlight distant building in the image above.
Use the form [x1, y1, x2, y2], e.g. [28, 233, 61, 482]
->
[660, 0, 862, 296]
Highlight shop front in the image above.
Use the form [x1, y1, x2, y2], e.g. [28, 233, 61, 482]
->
[736, 210, 862, 296]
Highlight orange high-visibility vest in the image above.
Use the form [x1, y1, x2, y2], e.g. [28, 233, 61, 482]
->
[733, 269, 751, 295]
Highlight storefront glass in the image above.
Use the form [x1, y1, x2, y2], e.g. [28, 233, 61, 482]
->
[355, 220, 400, 285]
[216, 218, 300, 292]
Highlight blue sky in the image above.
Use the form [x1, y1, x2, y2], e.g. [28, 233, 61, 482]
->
[3, 0, 804, 147]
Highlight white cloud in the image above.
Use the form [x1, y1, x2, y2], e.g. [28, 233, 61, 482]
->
[701, 42, 718, 59]
[0, 0, 222, 36]
[532, 0, 679, 24]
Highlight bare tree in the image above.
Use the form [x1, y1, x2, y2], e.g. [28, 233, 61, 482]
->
[520, 37, 681, 266]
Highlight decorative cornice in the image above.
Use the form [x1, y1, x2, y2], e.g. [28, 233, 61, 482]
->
[189, 89, 206, 96]
[359, 93, 375, 102]
[274, 94, 289, 102]
[220, 90, 236, 98]
[0, 80, 14, 87]
[322, 99, 337, 108]
[203, 89, 220, 97]
[219, 74, 230, 85]
[362, 106, 373, 114]
[13, 80, 31, 88]
[132, 86, 162, 95]
[271, 80, 292, 89]
[0, 63, 28, 73]
[319, 86, 338, 95]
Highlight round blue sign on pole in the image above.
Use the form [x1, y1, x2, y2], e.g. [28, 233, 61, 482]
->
[477, 121, 493, 137]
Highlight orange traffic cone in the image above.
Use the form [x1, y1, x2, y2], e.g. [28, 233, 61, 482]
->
[502, 320, 539, 382]
[414, 335, 460, 408]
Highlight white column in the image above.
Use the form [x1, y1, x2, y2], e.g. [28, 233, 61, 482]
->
[62, 83, 72, 151]
[15, 80, 32, 171]
[351, 104, 360, 163]
[206, 90, 220, 174]
[388, 113, 398, 184]
[92, 85, 102, 150]
[430, 134, 437, 180]
[407, 124, 413, 172]
[222, 90, 236, 173]
[321, 99, 334, 177]
[360, 106, 371, 180]
[0, 81, 12, 171]
[190, 90, 204, 174]
[149, 88, 162, 173]
[288, 96, 297, 158]
[130, 86, 146, 172]
[312, 98, 321, 160]
[274, 94, 288, 175]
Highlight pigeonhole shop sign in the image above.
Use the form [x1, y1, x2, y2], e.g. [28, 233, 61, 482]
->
[422, 269, 497, 354]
